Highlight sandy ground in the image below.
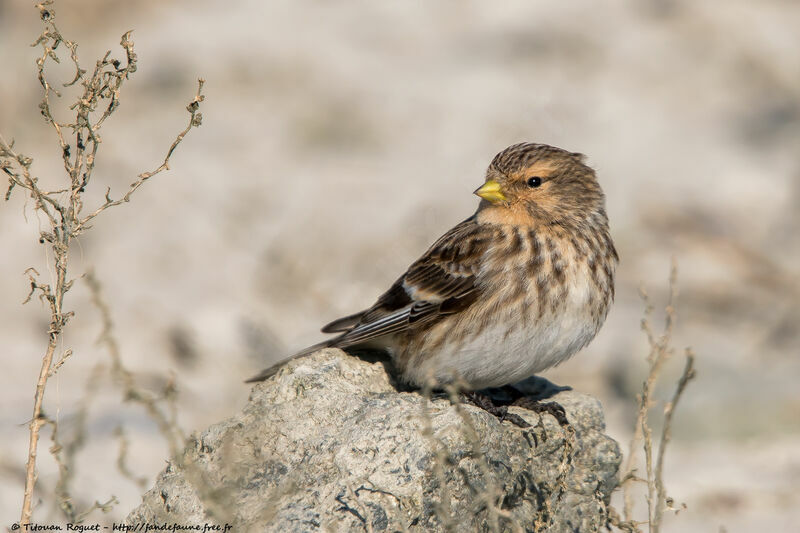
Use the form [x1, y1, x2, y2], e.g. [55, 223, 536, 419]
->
[1, 0, 799, 530]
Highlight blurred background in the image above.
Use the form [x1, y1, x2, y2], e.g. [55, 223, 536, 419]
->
[1, 0, 798, 530]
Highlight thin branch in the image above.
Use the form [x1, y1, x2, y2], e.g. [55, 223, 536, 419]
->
[444, 381, 520, 533]
[49, 363, 105, 521]
[1, 132, 61, 225]
[617, 261, 696, 533]
[653, 350, 695, 527]
[47, 349, 73, 377]
[114, 426, 148, 489]
[11, 2, 202, 523]
[76, 79, 205, 232]
[86, 271, 186, 459]
[419, 377, 457, 533]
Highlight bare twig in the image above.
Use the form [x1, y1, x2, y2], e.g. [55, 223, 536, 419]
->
[420, 378, 457, 532]
[75, 78, 205, 232]
[443, 382, 520, 533]
[114, 426, 148, 489]
[5, 1, 203, 524]
[74, 497, 119, 524]
[617, 262, 697, 533]
[48, 349, 73, 378]
[86, 271, 186, 459]
[653, 350, 695, 527]
[48, 364, 105, 522]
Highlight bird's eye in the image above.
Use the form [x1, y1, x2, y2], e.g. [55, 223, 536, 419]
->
[527, 177, 542, 188]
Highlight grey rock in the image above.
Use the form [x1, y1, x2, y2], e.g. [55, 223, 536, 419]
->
[126, 348, 621, 532]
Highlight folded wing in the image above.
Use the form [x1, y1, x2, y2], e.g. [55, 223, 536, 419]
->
[246, 216, 491, 383]
[328, 216, 489, 349]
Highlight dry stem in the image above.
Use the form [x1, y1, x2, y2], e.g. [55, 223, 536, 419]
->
[618, 262, 697, 532]
[86, 271, 186, 459]
[2, 1, 203, 524]
[419, 379, 457, 532]
[443, 382, 520, 533]
[114, 426, 148, 489]
[48, 363, 103, 521]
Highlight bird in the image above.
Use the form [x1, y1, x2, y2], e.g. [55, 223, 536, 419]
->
[247, 142, 617, 407]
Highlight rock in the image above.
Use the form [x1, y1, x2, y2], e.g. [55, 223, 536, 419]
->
[126, 349, 621, 532]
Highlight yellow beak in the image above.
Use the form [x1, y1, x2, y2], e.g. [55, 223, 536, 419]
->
[474, 179, 507, 204]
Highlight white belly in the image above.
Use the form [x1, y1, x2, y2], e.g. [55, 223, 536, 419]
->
[403, 271, 604, 390]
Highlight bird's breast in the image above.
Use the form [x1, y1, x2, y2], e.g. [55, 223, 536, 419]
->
[400, 224, 615, 389]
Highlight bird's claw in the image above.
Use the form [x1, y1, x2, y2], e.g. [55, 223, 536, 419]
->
[461, 390, 570, 429]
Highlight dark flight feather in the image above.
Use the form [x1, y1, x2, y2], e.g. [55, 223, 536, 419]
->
[245, 216, 491, 382]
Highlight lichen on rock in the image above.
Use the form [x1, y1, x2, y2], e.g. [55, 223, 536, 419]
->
[126, 348, 621, 532]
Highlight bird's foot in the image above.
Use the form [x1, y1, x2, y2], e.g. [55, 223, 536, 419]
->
[461, 387, 571, 429]
[509, 396, 570, 428]
[499, 384, 570, 428]
[461, 391, 531, 428]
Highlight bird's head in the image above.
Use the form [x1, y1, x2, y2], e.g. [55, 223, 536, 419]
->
[474, 143, 607, 228]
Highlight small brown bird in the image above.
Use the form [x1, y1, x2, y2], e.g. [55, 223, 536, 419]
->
[248, 143, 617, 397]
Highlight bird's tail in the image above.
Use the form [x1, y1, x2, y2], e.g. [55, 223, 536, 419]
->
[244, 339, 334, 383]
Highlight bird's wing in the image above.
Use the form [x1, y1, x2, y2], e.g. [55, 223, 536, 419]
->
[329, 216, 490, 348]
[320, 311, 366, 333]
[245, 216, 491, 384]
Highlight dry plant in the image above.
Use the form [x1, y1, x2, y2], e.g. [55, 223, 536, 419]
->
[34, 269, 190, 522]
[0, 0, 203, 525]
[441, 382, 523, 533]
[47, 363, 118, 522]
[611, 263, 697, 533]
[85, 271, 186, 460]
[419, 378, 500, 532]
[419, 380, 458, 532]
[418, 376, 577, 533]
